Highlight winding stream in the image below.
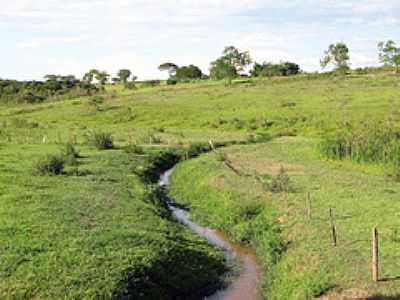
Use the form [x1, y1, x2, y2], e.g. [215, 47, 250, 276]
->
[160, 169, 261, 300]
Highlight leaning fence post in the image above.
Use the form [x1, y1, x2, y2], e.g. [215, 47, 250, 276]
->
[306, 192, 312, 219]
[372, 227, 379, 282]
[329, 208, 337, 247]
[209, 139, 215, 150]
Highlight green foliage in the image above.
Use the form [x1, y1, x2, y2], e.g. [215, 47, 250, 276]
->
[378, 40, 400, 73]
[319, 121, 400, 170]
[117, 69, 132, 83]
[134, 149, 181, 183]
[124, 143, 144, 155]
[124, 81, 137, 90]
[141, 80, 161, 87]
[268, 166, 293, 193]
[210, 46, 251, 80]
[187, 142, 212, 158]
[210, 58, 237, 80]
[0, 77, 98, 104]
[251, 61, 300, 77]
[166, 78, 178, 85]
[61, 142, 80, 165]
[1, 146, 226, 299]
[34, 154, 65, 175]
[88, 131, 114, 150]
[320, 42, 350, 73]
[175, 65, 203, 82]
[158, 62, 179, 77]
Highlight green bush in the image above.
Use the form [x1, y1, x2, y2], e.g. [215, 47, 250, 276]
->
[88, 131, 114, 150]
[34, 154, 65, 175]
[265, 166, 293, 193]
[166, 78, 178, 85]
[61, 142, 80, 165]
[125, 143, 145, 155]
[124, 82, 137, 90]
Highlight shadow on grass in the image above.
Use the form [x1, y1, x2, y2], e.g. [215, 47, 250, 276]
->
[113, 236, 228, 300]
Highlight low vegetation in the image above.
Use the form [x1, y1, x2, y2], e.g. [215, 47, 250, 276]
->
[1, 43, 400, 298]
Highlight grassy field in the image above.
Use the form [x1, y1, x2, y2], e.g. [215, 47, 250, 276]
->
[0, 144, 226, 299]
[169, 137, 400, 299]
[1, 73, 400, 299]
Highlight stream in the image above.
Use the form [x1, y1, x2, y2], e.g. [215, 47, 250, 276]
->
[160, 169, 261, 300]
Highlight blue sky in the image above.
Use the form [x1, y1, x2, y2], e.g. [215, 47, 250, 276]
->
[1, 0, 399, 80]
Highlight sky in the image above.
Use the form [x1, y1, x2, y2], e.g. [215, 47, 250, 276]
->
[1, 0, 399, 80]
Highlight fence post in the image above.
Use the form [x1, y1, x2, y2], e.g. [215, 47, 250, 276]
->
[209, 139, 215, 150]
[372, 227, 379, 282]
[307, 192, 312, 219]
[329, 208, 337, 247]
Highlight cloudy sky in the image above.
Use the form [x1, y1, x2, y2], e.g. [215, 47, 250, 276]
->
[1, 0, 399, 80]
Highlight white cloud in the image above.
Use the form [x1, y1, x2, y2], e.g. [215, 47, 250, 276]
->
[17, 37, 85, 49]
[1, 0, 399, 79]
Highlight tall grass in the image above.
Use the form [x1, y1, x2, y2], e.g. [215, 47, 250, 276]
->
[320, 121, 400, 175]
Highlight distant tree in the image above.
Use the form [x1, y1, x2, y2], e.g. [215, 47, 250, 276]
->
[320, 42, 350, 74]
[221, 46, 252, 73]
[210, 46, 252, 83]
[378, 40, 400, 74]
[158, 62, 179, 77]
[44, 74, 58, 82]
[209, 58, 237, 82]
[112, 77, 120, 84]
[282, 62, 300, 76]
[83, 69, 99, 84]
[95, 71, 110, 85]
[250, 61, 300, 77]
[175, 65, 203, 81]
[117, 69, 132, 83]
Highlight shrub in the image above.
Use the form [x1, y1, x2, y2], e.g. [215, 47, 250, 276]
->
[61, 142, 80, 165]
[125, 143, 145, 155]
[247, 132, 272, 144]
[134, 149, 181, 183]
[167, 78, 178, 85]
[268, 166, 293, 193]
[88, 131, 114, 150]
[187, 142, 211, 158]
[34, 154, 65, 175]
[124, 82, 137, 90]
[141, 80, 161, 88]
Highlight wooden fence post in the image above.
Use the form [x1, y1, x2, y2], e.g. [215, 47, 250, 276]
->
[329, 208, 337, 247]
[372, 227, 379, 282]
[209, 139, 215, 150]
[307, 192, 312, 219]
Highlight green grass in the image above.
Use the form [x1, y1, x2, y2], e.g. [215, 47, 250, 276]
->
[0, 144, 226, 299]
[1, 73, 400, 298]
[168, 137, 400, 299]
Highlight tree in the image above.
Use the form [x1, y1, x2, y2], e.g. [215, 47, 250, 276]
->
[95, 71, 110, 85]
[221, 46, 252, 73]
[378, 40, 400, 73]
[117, 69, 132, 83]
[158, 62, 178, 77]
[209, 58, 237, 81]
[320, 42, 350, 74]
[250, 61, 300, 77]
[175, 65, 203, 81]
[44, 74, 58, 82]
[83, 69, 99, 84]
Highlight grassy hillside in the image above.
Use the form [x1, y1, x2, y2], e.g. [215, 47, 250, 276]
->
[169, 137, 400, 299]
[0, 145, 226, 299]
[1, 74, 400, 299]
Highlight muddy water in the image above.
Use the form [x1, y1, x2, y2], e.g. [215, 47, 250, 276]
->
[160, 169, 261, 300]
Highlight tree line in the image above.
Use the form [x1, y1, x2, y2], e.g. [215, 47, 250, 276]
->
[1, 39, 398, 104]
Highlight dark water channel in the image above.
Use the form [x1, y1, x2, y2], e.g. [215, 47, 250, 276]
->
[160, 169, 261, 300]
